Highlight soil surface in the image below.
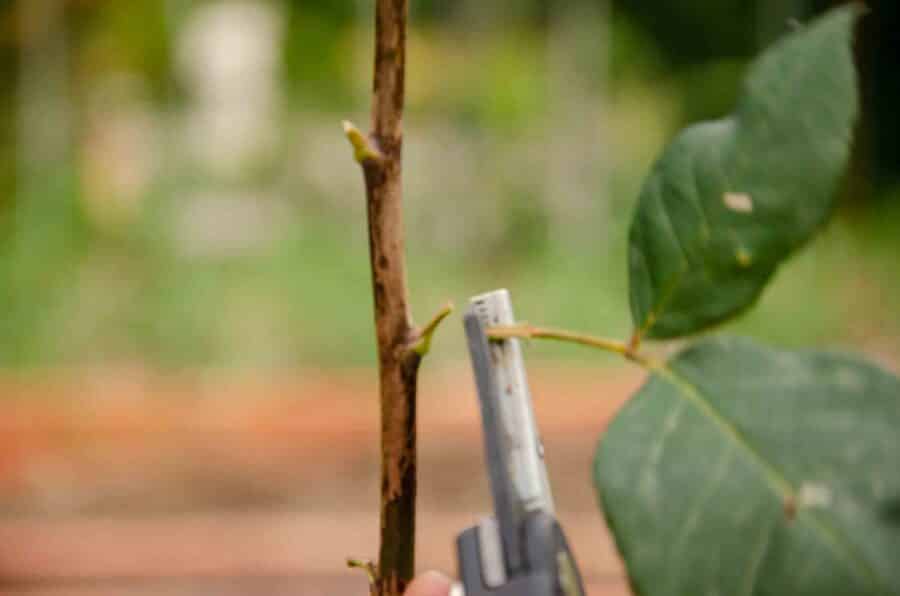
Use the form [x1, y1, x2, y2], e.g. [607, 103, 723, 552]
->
[0, 365, 642, 595]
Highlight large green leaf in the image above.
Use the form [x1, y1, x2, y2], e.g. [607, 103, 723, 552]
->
[595, 337, 900, 596]
[628, 6, 860, 340]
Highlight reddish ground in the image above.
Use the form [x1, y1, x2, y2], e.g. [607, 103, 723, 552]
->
[0, 366, 642, 596]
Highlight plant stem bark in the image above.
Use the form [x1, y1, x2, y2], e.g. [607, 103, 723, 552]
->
[344, 2, 450, 595]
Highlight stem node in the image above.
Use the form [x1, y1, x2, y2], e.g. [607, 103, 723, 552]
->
[343, 120, 384, 164]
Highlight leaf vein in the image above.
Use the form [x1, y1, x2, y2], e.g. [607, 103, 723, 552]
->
[657, 364, 888, 594]
[665, 445, 735, 591]
[741, 513, 776, 596]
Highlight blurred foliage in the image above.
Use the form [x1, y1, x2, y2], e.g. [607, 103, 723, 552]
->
[72, 1, 172, 99]
[0, 0, 896, 369]
[283, 5, 352, 108]
[617, 0, 759, 63]
[0, 167, 89, 365]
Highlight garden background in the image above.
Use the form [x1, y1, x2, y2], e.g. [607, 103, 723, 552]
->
[0, 1, 897, 594]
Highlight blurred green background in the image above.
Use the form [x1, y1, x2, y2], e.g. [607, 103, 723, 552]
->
[0, 0, 897, 371]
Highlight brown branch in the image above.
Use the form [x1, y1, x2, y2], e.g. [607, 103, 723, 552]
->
[343, 1, 438, 596]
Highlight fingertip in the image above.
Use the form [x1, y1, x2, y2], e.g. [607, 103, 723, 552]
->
[405, 571, 452, 596]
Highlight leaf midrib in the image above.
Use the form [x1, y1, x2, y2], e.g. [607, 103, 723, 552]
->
[656, 363, 888, 594]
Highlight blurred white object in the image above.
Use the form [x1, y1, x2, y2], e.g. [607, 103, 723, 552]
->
[176, 1, 284, 176]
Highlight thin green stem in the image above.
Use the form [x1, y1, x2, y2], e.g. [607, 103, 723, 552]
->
[410, 301, 454, 356]
[347, 558, 378, 595]
[486, 324, 657, 369]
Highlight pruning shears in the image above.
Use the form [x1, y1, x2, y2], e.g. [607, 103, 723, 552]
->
[454, 289, 586, 596]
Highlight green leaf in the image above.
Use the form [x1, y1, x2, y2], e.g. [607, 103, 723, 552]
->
[595, 337, 900, 596]
[628, 6, 861, 340]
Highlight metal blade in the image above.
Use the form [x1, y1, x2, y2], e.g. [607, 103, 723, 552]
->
[469, 289, 555, 516]
[464, 311, 524, 572]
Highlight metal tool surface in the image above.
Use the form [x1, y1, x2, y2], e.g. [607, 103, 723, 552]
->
[455, 289, 585, 596]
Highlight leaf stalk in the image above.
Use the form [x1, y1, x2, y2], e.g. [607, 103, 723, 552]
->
[487, 324, 657, 369]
